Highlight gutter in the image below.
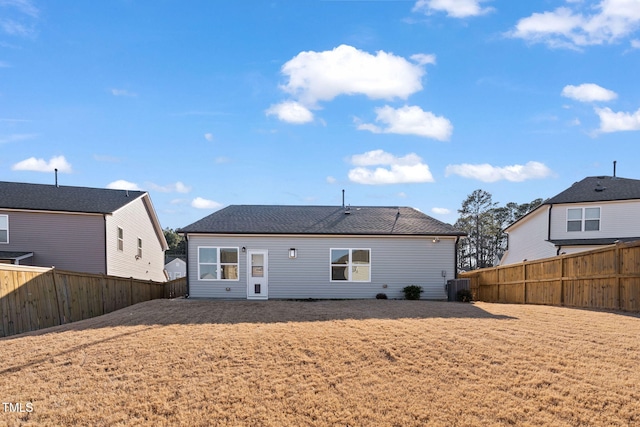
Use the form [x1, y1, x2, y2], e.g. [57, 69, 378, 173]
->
[547, 204, 553, 241]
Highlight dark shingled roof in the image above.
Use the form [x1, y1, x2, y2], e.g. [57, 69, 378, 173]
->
[0, 181, 146, 214]
[0, 251, 34, 260]
[179, 205, 465, 236]
[549, 237, 640, 246]
[545, 176, 640, 204]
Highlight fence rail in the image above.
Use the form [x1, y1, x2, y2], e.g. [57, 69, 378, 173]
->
[0, 265, 187, 338]
[460, 240, 640, 312]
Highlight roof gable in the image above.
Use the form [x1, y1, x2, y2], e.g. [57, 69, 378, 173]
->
[0, 181, 146, 214]
[179, 205, 465, 236]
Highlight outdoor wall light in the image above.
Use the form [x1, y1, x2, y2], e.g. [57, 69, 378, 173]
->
[289, 248, 297, 259]
[432, 237, 440, 243]
[242, 246, 246, 253]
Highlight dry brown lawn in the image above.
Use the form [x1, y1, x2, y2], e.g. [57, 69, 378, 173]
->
[1, 299, 639, 426]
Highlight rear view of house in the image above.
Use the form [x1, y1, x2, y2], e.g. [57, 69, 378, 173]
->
[179, 205, 465, 300]
[0, 181, 168, 281]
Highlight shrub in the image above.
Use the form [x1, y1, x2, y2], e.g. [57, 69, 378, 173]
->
[456, 289, 473, 302]
[402, 285, 423, 300]
[376, 293, 388, 299]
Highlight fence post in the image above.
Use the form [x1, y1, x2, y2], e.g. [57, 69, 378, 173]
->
[523, 262, 527, 304]
[615, 242, 621, 311]
[560, 255, 565, 307]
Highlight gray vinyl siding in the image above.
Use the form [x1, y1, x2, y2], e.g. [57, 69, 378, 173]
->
[187, 234, 456, 299]
[550, 200, 640, 239]
[0, 209, 106, 273]
[105, 196, 167, 282]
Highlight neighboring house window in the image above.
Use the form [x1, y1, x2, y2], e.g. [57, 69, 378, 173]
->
[330, 248, 371, 282]
[0, 215, 7, 244]
[117, 227, 124, 251]
[567, 207, 600, 232]
[137, 238, 143, 258]
[198, 247, 239, 280]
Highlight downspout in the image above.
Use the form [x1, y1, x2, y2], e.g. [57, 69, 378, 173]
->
[549, 204, 562, 256]
[547, 204, 553, 241]
[103, 214, 108, 275]
[454, 236, 459, 279]
[184, 233, 190, 298]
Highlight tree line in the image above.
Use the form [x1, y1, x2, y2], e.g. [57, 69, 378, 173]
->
[454, 189, 542, 271]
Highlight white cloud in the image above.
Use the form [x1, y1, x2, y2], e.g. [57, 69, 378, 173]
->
[204, 133, 214, 142]
[357, 105, 453, 141]
[632, 39, 640, 48]
[561, 83, 618, 102]
[397, 192, 408, 198]
[326, 176, 337, 184]
[110, 88, 137, 97]
[12, 155, 72, 173]
[509, 1, 640, 49]
[106, 180, 142, 191]
[445, 161, 553, 182]
[595, 107, 640, 133]
[413, 0, 494, 18]
[265, 101, 314, 124]
[215, 156, 230, 164]
[348, 149, 434, 185]
[410, 53, 437, 65]
[279, 44, 428, 106]
[432, 207, 451, 215]
[0, 133, 37, 144]
[191, 197, 223, 210]
[148, 181, 192, 194]
[1, 0, 40, 18]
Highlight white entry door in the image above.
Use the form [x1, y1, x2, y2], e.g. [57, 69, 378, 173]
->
[247, 250, 268, 300]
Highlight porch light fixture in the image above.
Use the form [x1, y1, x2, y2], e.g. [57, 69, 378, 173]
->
[242, 246, 246, 253]
[432, 237, 440, 243]
[289, 248, 297, 259]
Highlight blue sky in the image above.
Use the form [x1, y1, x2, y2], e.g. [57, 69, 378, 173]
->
[2, 0, 640, 230]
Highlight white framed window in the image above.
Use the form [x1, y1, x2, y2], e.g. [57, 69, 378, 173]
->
[137, 238, 143, 258]
[567, 207, 600, 232]
[0, 215, 8, 244]
[117, 227, 124, 251]
[330, 248, 371, 282]
[198, 247, 239, 281]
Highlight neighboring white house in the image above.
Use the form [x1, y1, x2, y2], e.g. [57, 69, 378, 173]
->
[0, 181, 168, 281]
[178, 205, 466, 300]
[165, 256, 186, 280]
[500, 175, 640, 265]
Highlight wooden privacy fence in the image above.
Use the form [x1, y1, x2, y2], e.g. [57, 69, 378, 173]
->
[0, 265, 187, 338]
[460, 240, 640, 312]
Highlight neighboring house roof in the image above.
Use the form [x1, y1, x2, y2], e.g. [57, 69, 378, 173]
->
[0, 181, 146, 214]
[505, 175, 640, 232]
[179, 205, 465, 236]
[545, 176, 640, 204]
[165, 255, 186, 264]
[0, 251, 34, 261]
[550, 237, 640, 246]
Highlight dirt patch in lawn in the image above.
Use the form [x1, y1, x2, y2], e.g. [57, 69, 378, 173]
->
[1, 299, 639, 426]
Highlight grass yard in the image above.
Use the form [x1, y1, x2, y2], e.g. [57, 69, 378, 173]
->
[1, 299, 639, 426]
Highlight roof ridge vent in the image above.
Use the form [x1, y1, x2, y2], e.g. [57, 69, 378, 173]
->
[595, 182, 606, 192]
